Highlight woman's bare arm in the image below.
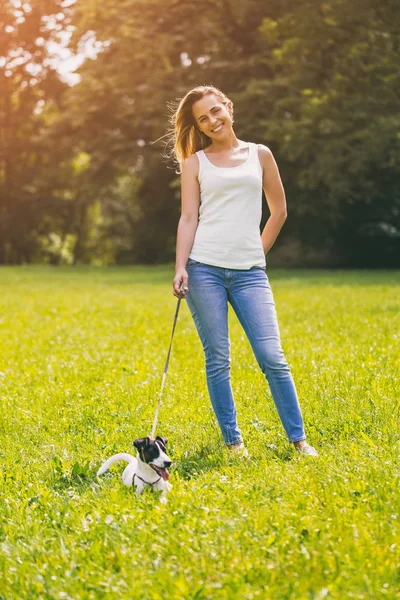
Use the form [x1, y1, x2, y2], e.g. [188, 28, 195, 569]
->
[258, 144, 288, 255]
[173, 155, 200, 296]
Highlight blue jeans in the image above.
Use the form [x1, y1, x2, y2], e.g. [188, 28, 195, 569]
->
[185, 258, 306, 446]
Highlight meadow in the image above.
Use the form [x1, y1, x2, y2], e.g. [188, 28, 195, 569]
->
[0, 266, 399, 600]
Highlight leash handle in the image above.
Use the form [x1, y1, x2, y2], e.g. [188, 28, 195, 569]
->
[150, 287, 185, 439]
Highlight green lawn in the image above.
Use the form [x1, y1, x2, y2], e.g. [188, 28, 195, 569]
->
[0, 266, 399, 599]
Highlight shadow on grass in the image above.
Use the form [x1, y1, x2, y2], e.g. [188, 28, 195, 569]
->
[262, 444, 296, 463]
[49, 442, 297, 496]
[51, 455, 97, 493]
[172, 438, 299, 479]
[173, 443, 226, 480]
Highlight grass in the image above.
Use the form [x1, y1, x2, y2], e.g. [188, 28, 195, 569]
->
[0, 265, 399, 600]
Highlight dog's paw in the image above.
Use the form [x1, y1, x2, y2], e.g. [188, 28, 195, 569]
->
[159, 496, 168, 505]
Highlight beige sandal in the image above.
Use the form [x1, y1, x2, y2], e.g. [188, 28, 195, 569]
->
[228, 442, 249, 457]
[296, 444, 318, 457]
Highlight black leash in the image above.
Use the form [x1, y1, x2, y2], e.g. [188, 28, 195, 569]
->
[150, 288, 185, 439]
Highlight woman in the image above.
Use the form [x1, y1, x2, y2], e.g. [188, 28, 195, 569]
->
[170, 85, 317, 457]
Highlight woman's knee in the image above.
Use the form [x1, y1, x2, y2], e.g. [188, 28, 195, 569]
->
[205, 348, 231, 380]
[257, 345, 289, 374]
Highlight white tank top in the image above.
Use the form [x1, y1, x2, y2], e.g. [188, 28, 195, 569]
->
[189, 141, 266, 269]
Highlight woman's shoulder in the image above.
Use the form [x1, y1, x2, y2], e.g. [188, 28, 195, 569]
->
[254, 143, 274, 169]
[254, 143, 272, 155]
[182, 153, 200, 177]
[183, 152, 201, 166]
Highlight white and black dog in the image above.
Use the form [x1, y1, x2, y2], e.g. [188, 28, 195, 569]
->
[96, 436, 172, 502]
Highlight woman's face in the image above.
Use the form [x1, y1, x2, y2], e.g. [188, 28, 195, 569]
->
[192, 94, 233, 140]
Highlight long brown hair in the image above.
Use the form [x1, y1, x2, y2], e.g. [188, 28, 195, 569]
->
[163, 85, 233, 174]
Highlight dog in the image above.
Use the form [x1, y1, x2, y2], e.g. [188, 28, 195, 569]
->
[96, 436, 172, 503]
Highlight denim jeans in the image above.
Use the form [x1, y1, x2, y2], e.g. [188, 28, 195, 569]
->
[185, 258, 306, 446]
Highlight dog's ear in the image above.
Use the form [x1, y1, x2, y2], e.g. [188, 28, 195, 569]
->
[133, 437, 150, 450]
[156, 435, 168, 448]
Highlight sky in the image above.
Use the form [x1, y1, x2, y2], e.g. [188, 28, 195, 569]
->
[48, 30, 104, 86]
[48, 41, 83, 85]
[5, 1, 102, 86]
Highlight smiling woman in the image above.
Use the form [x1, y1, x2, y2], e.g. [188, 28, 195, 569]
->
[165, 85, 318, 458]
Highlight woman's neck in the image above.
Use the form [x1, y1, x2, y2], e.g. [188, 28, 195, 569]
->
[208, 130, 242, 152]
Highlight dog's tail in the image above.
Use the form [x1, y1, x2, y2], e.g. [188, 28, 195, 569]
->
[96, 453, 136, 477]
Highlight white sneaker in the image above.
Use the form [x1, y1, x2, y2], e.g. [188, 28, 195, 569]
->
[228, 442, 249, 457]
[296, 444, 318, 457]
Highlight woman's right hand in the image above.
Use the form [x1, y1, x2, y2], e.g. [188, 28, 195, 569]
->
[173, 268, 189, 298]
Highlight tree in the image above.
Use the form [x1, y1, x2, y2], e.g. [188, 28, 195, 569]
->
[252, 0, 400, 264]
[0, 0, 72, 263]
[2, 0, 399, 265]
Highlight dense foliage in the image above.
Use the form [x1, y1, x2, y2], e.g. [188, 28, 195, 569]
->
[1, 0, 399, 265]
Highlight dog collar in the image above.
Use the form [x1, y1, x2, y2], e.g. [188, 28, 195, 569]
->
[133, 473, 161, 486]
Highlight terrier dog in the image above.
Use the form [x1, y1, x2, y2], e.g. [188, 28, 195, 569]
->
[96, 436, 172, 502]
